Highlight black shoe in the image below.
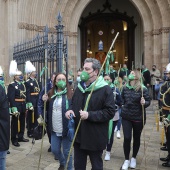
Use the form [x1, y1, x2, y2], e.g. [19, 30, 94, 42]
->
[48, 146, 51, 152]
[160, 146, 168, 151]
[18, 137, 29, 142]
[7, 150, 10, 154]
[54, 156, 58, 160]
[12, 142, 20, 147]
[160, 156, 170, 162]
[162, 160, 170, 167]
[58, 165, 64, 170]
[27, 134, 33, 138]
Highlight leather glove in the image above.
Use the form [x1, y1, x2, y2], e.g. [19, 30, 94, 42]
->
[37, 115, 44, 126]
[26, 103, 34, 110]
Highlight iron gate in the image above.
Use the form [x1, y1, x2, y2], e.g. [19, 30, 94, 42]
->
[13, 13, 68, 85]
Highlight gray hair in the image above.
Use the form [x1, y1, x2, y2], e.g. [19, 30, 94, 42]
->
[84, 58, 101, 71]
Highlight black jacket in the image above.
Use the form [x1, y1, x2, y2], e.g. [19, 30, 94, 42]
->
[0, 85, 10, 151]
[7, 81, 26, 113]
[142, 69, 151, 86]
[121, 86, 150, 121]
[25, 78, 40, 107]
[46, 94, 70, 137]
[69, 84, 115, 151]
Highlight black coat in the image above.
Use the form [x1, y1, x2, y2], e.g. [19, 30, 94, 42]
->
[0, 85, 10, 151]
[25, 78, 40, 107]
[142, 70, 151, 86]
[70, 84, 115, 151]
[121, 86, 150, 121]
[46, 94, 70, 137]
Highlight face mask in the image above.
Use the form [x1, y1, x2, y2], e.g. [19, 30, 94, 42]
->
[105, 80, 111, 85]
[123, 77, 128, 82]
[56, 80, 66, 90]
[77, 76, 81, 82]
[152, 68, 155, 71]
[128, 74, 135, 81]
[19, 75, 24, 81]
[80, 70, 93, 82]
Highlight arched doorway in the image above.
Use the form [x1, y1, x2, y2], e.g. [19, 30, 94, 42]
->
[78, 0, 142, 70]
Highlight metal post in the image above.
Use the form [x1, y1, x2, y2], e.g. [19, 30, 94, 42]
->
[56, 12, 64, 73]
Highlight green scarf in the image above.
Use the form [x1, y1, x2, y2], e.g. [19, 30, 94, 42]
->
[142, 68, 148, 74]
[126, 83, 146, 90]
[110, 83, 115, 88]
[78, 76, 108, 93]
[51, 88, 67, 98]
[0, 80, 5, 88]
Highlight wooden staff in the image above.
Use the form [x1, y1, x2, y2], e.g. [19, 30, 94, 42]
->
[65, 32, 119, 170]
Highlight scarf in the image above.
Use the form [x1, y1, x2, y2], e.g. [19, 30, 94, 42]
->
[78, 76, 108, 93]
[51, 88, 67, 98]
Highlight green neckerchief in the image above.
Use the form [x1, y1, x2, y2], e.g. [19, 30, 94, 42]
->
[78, 76, 108, 93]
[0, 80, 5, 88]
[142, 68, 148, 74]
[110, 83, 115, 88]
[121, 68, 128, 71]
[110, 69, 116, 73]
[51, 88, 67, 98]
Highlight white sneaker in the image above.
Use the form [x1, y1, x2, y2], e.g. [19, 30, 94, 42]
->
[117, 130, 121, 139]
[122, 160, 130, 170]
[130, 157, 136, 168]
[114, 126, 117, 132]
[104, 151, 110, 161]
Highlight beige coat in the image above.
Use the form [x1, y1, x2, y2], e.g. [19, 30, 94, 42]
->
[150, 69, 161, 85]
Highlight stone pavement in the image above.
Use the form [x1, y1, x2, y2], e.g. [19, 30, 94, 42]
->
[6, 100, 170, 170]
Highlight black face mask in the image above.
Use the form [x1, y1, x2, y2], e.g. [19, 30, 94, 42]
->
[152, 68, 155, 71]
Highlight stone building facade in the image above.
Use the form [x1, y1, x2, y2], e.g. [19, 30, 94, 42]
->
[0, 0, 170, 80]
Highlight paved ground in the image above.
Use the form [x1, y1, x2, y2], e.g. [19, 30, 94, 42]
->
[6, 100, 170, 170]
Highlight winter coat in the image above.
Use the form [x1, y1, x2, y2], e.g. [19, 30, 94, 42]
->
[69, 84, 115, 151]
[121, 86, 150, 121]
[0, 85, 10, 151]
[46, 94, 70, 137]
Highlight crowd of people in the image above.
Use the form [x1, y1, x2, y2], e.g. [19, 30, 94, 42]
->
[1, 57, 170, 170]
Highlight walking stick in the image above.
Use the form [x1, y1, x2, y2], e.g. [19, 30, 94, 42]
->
[37, 45, 48, 170]
[140, 70, 146, 169]
[65, 32, 119, 170]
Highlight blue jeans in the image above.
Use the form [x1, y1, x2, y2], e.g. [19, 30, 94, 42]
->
[0, 150, 7, 170]
[51, 131, 72, 170]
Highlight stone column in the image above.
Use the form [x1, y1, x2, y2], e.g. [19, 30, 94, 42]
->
[161, 27, 170, 68]
[144, 31, 153, 69]
[68, 32, 78, 77]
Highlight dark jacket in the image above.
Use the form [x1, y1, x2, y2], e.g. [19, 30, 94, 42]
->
[46, 94, 70, 137]
[0, 85, 10, 151]
[121, 86, 150, 121]
[142, 69, 151, 86]
[7, 81, 26, 113]
[37, 81, 53, 116]
[69, 84, 115, 151]
[25, 77, 40, 107]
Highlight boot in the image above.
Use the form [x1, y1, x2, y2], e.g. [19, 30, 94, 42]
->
[58, 165, 64, 170]
[104, 151, 110, 161]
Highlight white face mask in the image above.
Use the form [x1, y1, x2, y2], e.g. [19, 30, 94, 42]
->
[77, 76, 81, 82]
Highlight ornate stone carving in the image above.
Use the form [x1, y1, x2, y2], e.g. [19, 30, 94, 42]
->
[152, 29, 161, 35]
[18, 22, 57, 33]
[160, 27, 170, 33]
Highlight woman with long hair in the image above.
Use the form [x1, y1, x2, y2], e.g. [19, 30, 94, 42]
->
[121, 69, 150, 170]
[43, 73, 73, 170]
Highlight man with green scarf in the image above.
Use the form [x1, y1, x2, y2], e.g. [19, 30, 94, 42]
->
[65, 58, 115, 170]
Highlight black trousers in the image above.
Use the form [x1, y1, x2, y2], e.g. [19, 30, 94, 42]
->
[11, 111, 26, 143]
[122, 119, 144, 160]
[26, 107, 38, 135]
[74, 142, 103, 170]
[106, 120, 118, 151]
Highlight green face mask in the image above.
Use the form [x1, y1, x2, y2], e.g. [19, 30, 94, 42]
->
[56, 80, 66, 90]
[114, 80, 119, 85]
[128, 74, 135, 81]
[80, 71, 90, 82]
